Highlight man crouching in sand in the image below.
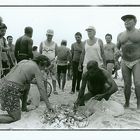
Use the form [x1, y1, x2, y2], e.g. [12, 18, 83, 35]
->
[74, 60, 118, 109]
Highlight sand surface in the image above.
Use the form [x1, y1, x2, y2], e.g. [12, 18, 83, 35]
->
[0, 73, 140, 130]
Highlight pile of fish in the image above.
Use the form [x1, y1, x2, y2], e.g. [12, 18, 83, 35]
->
[42, 104, 89, 129]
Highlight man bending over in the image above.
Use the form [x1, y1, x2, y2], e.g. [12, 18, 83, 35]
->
[74, 60, 118, 108]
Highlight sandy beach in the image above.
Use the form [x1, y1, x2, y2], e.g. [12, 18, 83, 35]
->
[0, 72, 140, 130]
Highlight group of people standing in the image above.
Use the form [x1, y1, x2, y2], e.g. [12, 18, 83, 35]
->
[0, 14, 140, 124]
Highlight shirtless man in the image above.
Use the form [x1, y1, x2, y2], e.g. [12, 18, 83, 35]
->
[0, 55, 53, 123]
[7, 35, 16, 68]
[70, 32, 84, 94]
[117, 14, 140, 109]
[15, 26, 33, 63]
[104, 33, 116, 75]
[74, 60, 118, 109]
[0, 23, 10, 77]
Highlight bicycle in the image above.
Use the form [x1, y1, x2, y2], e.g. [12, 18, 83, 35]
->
[44, 80, 52, 97]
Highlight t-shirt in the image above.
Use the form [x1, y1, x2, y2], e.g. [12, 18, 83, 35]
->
[57, 45, 71, 65]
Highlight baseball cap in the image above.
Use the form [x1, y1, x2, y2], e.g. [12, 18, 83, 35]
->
[121, 14, 137, 22]
[46, 29, 54, 35]
[85, 26, 96, 31]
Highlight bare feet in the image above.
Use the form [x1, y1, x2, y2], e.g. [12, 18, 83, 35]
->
[62, 89, 64, 92]
[69, 91, 75, 94]
[22, 107, 28, 112]
[53, 91, 58, 95]
[123, 103, 129, 109]
[137, 104, 140, 110]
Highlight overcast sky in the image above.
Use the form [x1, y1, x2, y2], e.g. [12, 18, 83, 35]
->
[0, 6, 140, 48]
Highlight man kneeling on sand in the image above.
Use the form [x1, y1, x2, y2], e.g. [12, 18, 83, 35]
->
[74, 60, 118, 109]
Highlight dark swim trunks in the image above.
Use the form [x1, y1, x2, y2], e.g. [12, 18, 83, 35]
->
[57, 65, 67, 74]
[106, 60, 114, 64]
[0, 78, 24, 112]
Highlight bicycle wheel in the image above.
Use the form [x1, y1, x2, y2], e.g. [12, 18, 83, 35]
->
[44, 80, 52, 97]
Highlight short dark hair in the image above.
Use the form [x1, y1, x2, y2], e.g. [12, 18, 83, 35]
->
[105, 33, 112, 39]
[87, 60, 98, 71]
[24, 26, 33, 34]
[33, 55, 51, 67]
[75, 32, 82, 37]
[61, 40, 67, 46]
[32, 46, 38, 51]
[7, 35, 13, 40]
[0, 23, 7, 29]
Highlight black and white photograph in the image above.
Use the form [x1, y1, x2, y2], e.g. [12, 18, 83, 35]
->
[1, 1, 140, 136]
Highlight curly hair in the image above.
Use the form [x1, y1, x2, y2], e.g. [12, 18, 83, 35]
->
[33, 55, 51, 67]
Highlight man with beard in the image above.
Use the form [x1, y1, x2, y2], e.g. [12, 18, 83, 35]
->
[74, 60, 118, 108]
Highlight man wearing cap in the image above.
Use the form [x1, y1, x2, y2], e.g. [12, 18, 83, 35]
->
[79, 26, 106, 74]
[117, 14, 140, 109]
[15, 26, 33, 63]
[39, 29, 58, 95]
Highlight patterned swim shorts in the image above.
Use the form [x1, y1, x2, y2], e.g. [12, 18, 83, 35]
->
[0, 78, 24, 112]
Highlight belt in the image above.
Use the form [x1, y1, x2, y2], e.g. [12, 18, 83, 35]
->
[18, 53, 28, 56]
[106, 60, 114, 64]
